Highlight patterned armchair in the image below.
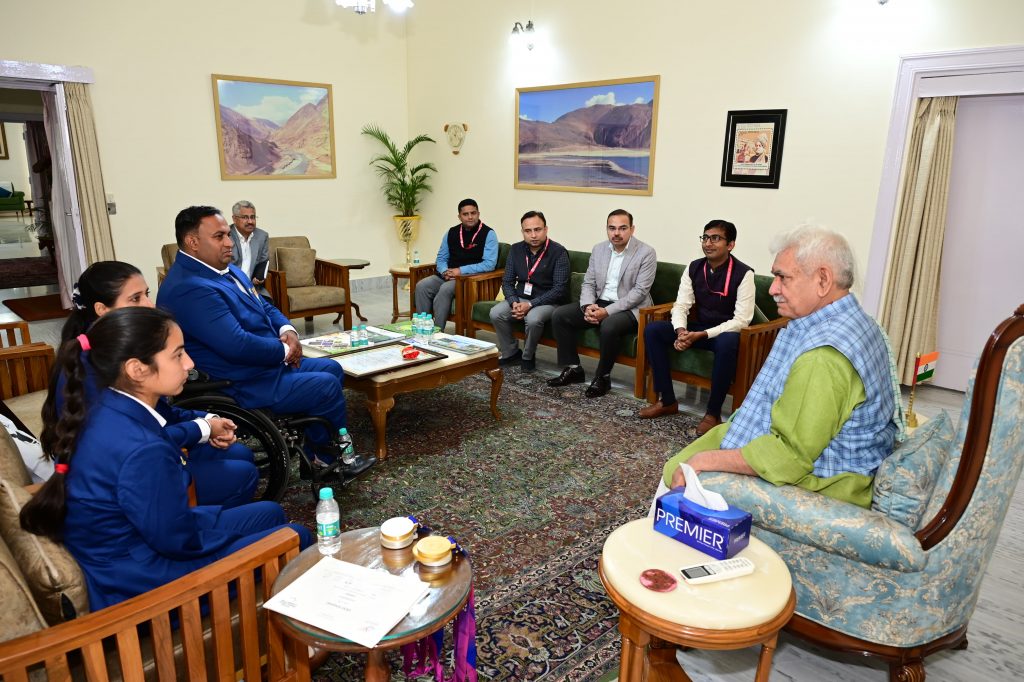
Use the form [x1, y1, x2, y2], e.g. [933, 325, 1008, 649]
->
[699, 303, 1024, 681]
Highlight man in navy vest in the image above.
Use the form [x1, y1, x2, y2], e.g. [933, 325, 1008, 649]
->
[639, 220, 755, 435]
[415, 198, 499, 331]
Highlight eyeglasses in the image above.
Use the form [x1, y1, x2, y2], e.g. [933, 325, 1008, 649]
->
[234, 215, 257, 221]
[699, 234, 725, 244]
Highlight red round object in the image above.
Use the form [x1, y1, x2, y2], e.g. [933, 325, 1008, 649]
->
[639, 568, 678, 592]
[401, 345, 420, 360]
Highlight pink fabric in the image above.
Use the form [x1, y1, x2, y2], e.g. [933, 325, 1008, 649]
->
[401, 583, 477, 682]
[77, 333, 91, 351]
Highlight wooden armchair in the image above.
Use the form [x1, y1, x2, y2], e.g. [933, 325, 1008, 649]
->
[0, 528, 310, 682]
[634, 274, 787, 410]
[264, 237, 355, 329]
[406, 256, 506, 337]
[0, 323, 54, 401]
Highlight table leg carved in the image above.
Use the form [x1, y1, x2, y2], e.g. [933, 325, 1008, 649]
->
[367, 396, 395, 460]
[486, 367, 503, 420]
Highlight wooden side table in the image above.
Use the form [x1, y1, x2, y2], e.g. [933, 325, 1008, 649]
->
[269, 527, 473, 682]
[389, 264, 412, 323]
[600, 519, 795, 682]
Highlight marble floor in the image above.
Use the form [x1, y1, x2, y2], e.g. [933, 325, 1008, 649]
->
[7, 267, 1021, 681]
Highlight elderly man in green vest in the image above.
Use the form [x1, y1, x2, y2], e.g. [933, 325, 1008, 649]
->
[662, 225, 902, 508]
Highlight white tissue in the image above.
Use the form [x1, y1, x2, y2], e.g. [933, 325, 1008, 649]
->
[678, 463, 728, 511]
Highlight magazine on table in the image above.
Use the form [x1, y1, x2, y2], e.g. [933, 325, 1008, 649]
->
[301, 326, 408, 357]
[428, 333, 496, 355]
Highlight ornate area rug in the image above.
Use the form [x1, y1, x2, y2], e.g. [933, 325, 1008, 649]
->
[0, 256, 57, 289]
[280, 367, 701, 681]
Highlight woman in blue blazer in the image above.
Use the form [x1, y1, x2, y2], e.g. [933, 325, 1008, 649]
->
[20, 307, 312, 611]
[57, 261, 256, 508]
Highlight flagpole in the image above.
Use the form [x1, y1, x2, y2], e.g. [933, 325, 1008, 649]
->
[907, 352, 920, 429]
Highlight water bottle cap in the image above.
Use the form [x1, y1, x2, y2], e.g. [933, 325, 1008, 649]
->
[339, 427, 349, 435]
[318, 487, 334, 500]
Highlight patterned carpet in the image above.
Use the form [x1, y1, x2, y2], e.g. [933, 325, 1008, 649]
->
[279, 367, 701, 681]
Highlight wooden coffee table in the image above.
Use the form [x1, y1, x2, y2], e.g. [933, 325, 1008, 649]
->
[269, 527, 473, 682]
[341, 347, 502, 460]
[600, 518, 795, 682]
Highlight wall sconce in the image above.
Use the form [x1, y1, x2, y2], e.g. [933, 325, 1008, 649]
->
[511, 20, 536, 50]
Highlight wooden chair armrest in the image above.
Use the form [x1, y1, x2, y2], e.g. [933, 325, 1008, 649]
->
[732, 316, 788, 408]
[266, 269, 288, 315]
[638, 302, 674, 324]
[458, 269, 504, 283]
[739, 316, 789, 338]
[314, 259, 349, 289]
[0, 321, 31, 347]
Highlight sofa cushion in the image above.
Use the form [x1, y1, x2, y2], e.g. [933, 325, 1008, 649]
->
[276, 247, 316, 287]
[286, 285, 345, 313]
[0, 479, 90, 624]
[753, 274, 779, 320]
[0, 529, 46, 643]
[667, 346, 715, 378]
[267, 236, 311, 271]
[649, 261, 684, 305]
[0, 424, 32, 487]
[568, 249, 591, 273]
[872, 411, 953, 529]
[569, 272, 585, 303]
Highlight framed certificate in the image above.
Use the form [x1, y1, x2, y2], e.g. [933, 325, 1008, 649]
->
[334, 340, 445, 378]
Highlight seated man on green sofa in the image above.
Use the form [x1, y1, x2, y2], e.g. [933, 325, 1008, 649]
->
[639, 219, 755, 435]
[548, 209, 657, 398]
[490, 210, 570, 372]
[662, 225, 901, 507]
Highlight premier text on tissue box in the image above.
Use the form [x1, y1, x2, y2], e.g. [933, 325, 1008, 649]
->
[653, 489, 752, 560]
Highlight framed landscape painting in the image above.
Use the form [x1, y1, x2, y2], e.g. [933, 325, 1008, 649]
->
[515, 75, 660, 196]
[720, 109, 787, 189]
[212, 74, 336, 180]
[0, 123, 8, 160]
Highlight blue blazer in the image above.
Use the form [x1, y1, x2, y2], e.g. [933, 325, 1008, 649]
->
[62, 390, 245, 611]
[157, 252, 294, 407]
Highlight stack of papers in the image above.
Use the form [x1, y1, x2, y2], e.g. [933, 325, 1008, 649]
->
[263, 558, 429, 648]
[428, 334, 496, 355]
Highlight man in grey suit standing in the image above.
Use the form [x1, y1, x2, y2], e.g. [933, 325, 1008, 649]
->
[548, 209, 657, 397]
[229, 200, 270, 292]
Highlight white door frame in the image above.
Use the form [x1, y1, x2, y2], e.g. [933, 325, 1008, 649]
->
[863, 45, 1024, 316]
[0, 59, 95, 280]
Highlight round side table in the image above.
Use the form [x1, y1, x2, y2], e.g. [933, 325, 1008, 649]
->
[269, 527, 473, 682]
[389, 265, 413, 323]
[599, 518, 794, 682]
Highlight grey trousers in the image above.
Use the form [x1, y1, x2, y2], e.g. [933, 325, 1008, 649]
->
[489, 300, 556, 360]
[415, 275, 457, 329]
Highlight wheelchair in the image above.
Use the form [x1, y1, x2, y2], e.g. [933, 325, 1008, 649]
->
[171, 371, 369, 503]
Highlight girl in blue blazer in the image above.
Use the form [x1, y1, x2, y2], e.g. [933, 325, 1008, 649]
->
[20, 307, 312, 611]
[57, 261, 256, 508]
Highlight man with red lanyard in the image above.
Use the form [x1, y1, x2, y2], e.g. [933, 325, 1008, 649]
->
[415, 198, 499, 331]
[639, 219, 755, 435]
[489, 210, 571, 372]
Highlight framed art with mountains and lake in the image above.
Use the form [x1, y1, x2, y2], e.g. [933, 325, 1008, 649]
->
[212, 74, 336, 180]
[515, 75, 660, 196]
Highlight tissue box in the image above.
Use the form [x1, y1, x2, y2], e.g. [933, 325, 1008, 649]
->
[653, 488, 752, 560]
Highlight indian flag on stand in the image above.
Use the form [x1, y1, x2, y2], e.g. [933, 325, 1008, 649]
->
[914, 351, 940, 385]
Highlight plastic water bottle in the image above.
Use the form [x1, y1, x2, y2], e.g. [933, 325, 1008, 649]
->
[415, 314, 428, 344]
[316, 487, 341, 556]
[338, 427, 356, 465]
[412, 250, 421, 265]
[355, 325, 368, 347]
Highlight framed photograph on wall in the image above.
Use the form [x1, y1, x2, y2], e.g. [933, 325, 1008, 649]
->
[0, 122, 9, 160]
[515, 75, 660, 196]
[211, 74, 336, 180]
[720, 109, 787, 189]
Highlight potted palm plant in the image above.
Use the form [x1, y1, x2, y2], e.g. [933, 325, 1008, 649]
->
[361, 124, 438, 264]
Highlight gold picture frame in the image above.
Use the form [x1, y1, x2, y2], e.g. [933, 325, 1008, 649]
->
[0, 122, 9, 160]
[211, 74, 336, 180]
[515, 75, 660, 196]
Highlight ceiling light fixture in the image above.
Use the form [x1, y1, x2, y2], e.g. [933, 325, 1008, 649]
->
[510, 20, 536, 50]
[335, 0, 413, 15]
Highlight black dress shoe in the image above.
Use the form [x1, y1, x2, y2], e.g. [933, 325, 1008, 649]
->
[498, 349, 523, 367]
[547, 365, 585, 387]
[521, 356, 536, 372]
[585, 375, 612, 398]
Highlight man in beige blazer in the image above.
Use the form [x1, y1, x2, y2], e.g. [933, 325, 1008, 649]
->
[547, 209, 658, 397]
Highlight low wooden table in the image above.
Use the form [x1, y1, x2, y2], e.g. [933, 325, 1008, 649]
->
[269, 527, 473, 682]
[341, 347, 502, 460]
[600, 519, 795, 682]
[326, 258, 371, 323]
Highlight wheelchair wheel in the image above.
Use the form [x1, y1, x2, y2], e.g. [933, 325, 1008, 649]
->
[172, 395, 292, 503]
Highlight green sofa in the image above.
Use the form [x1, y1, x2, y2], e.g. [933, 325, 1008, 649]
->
[0, 182, 26, 217]
[463, 250, 786, 404]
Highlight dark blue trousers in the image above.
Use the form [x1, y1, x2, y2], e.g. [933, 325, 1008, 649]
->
[215, 501, 314, 552]
[261, 357, 346, 446]
[644, 321, 739, 417]
[188, 442, 258, 509]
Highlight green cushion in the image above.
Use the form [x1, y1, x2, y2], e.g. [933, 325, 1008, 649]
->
[753, 274, 778, 320]
[576, 328, 637, 358]
[650, 262, 684, 304]
[496, 242, 511, 269]
[667, 346, 716, 377]
[569, 272, 585, 303]
[568, 250, 591, 273]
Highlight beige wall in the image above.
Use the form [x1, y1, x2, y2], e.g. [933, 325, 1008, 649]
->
[405, 0, 1024, 287]
[0, 123, 32, 200]
[2, 0, 411, 281]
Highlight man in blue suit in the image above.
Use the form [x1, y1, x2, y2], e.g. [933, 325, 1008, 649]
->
[158, 205, 373, 476]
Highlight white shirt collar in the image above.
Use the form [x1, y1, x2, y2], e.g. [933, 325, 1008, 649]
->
[608, 238, 631, 254]
[111, 388, 167, 427]
[179, 250, 230, 276]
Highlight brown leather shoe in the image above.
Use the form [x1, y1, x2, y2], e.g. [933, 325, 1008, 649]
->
[696, 414, 723, 436]
[638, 401, 679, 419]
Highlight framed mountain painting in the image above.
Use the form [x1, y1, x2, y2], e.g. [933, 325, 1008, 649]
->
[212, 74, 336, 180]
[515, 75, 660, 196]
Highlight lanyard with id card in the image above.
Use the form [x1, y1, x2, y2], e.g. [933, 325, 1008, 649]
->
[522, 239, 550, 297]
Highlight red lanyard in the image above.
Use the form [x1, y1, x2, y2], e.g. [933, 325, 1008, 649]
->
[460, 222, 484, 249]
[703, 256, 733, 296]
[525, 239, 550, 282]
